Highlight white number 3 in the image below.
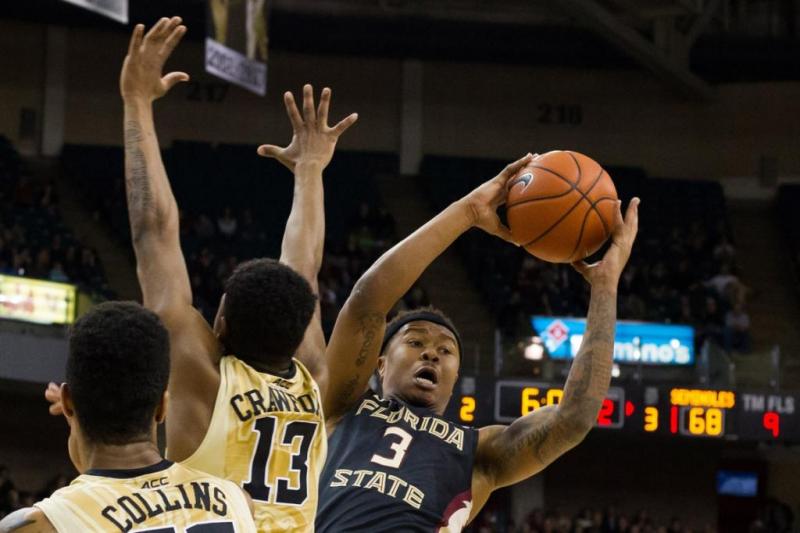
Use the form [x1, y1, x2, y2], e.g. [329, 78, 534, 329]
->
[370, 427, 413, 468]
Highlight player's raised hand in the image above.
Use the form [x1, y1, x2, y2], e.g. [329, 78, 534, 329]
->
[121, 17, 189, 102]
[460, 153, 534, 244]
[572, 197, 640, 288]
[257, 84, 358, 172]
[44, 381, 64, 416]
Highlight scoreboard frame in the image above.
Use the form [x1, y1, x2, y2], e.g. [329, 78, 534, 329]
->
[452, 378, 800, 443]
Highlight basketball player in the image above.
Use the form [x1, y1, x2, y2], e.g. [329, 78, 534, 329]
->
[47, 18, 357, 532]
[315, 155, 640, 531]
[0, 302, 256, 533]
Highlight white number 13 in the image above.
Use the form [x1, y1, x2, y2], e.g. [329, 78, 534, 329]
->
[370, 427, 413, 468]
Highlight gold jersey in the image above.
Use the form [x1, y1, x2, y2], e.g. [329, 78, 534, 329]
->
[181, 356, 326, 533]
[34, 460, 255, 533]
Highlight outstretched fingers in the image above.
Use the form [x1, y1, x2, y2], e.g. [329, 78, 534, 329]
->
[317, 87, 331, 127]
[624, 197, 640, 233]
[161, 24, 187, 57]
[256, 144, 282, 158]
[331, 113, 359, 137]
[146, 17, 171, 43]
[162, 71, 190, 91]
[302, 84, 316, 126]
[283, 91, 304, 131]
[127, 24, 144, 56]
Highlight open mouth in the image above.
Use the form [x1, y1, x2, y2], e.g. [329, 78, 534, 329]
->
[413, 366, 439, 389]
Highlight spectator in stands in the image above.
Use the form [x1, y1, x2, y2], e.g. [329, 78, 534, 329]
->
[705, 263, 740, 303]
[217, 206, 238, 239]
[713, 236, 736, 264]
[48, 261, 69, 283]
[0, 466, 14, 515]
[194, 213, 216, 241]
[30, 248, 51, 279]
[724, 301, 752, 353]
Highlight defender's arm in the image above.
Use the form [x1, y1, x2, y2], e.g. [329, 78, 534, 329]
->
[261, 85, 357, 383]
[472, 199, 638, 507]
[322, 155, 534, 425]
[122, 19, 220, 460]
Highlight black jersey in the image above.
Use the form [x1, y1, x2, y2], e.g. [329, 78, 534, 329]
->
[316, 391, 479, 532]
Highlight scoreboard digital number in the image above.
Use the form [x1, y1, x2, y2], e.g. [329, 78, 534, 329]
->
[667, 388, 734, 438]
[494, 381, 625, 428]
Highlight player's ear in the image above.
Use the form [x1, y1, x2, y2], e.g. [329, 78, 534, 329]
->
[377, 355, 386, 380]
[155, 391, 169, 424]
[61, 383, 76, 420]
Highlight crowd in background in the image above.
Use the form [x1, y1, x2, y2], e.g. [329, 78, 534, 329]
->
[494, 218, 752, 356]
[177, 200, 425, 335]
[0, 136, 111, 299]
[0, 466, 69, 521]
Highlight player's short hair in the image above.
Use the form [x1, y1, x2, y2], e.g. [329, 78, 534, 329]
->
[66, 301, 170, 445]
[381, 306, 462, 358]
[223, 258, 316, 363]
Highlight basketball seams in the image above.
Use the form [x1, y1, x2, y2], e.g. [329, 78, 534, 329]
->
[520, 166, 607, 248]
[566, 151, 582, 188]
[590, 192, 615, 238]
[565, 203, 595, 262]
[506, 187, 575, 209]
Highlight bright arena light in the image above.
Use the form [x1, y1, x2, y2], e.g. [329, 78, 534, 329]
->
[524, 337, 545, 361]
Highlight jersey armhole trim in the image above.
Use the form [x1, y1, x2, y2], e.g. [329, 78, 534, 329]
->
[178, 356, 231, 468]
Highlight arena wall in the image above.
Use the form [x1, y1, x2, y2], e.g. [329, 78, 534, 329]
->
[1, 21, 797, 181]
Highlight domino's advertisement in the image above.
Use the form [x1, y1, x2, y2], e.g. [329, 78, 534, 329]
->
[532, 316, 695, 366]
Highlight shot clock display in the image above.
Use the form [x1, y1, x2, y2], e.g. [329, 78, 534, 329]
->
[451, 379, 800, 443]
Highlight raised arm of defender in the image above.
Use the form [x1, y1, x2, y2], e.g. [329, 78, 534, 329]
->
[260, 85, 357, 381]
[120, 19, 224, 460]
[122, 19, 193, 318]
[321, 154, 534, 426]
[471, 198, 639, 511]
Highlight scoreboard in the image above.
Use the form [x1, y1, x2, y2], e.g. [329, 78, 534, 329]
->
[453, 379, 800, 442]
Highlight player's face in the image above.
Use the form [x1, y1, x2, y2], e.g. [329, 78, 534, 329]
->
[379, 321, 460, 415]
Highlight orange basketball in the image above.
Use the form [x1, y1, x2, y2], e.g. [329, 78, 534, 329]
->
[506, 150, 618, 263]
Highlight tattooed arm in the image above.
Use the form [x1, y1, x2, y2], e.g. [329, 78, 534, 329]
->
[471, 198, 639, 515]
[322, 155, 533, 428]
[0, 508, 55, 533]
[121, 19, 221, 461]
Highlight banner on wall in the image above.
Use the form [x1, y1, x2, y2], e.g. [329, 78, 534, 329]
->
[60, 0, 128, 24]
[206, 0, 269, 96]
[532, 316, 695, 366]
